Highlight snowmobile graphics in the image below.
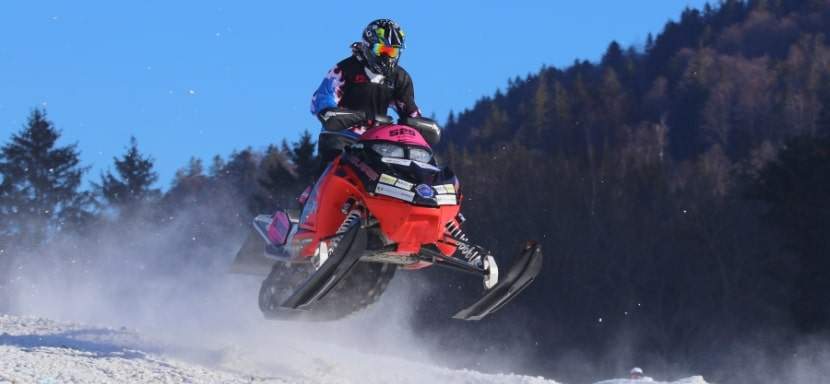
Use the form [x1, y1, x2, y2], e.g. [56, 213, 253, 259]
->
[231, 115, 542, 321]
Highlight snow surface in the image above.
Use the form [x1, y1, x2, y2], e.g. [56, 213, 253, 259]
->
[0, 314, 713, 384]
[593, 377, 709, 384]
[0, 227, 711, 384]
[0, 314, 557, 384]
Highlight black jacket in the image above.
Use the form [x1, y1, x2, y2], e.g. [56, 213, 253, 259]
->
[311, 54, 420, 136]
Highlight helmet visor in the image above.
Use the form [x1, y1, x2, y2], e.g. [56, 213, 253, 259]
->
[372, 42, 401, 59]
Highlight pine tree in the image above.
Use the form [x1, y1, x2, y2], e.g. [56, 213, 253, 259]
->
[0, 172, 14, 251]
[528, 70, 552, 145]
[216, 148, 261, 216]
[601, 41, 625, 73]
[164, 157, 208, 208]
[479, 102, 507, 142]
[816, 73, 830, 137]
[290, 131, 317, 187]
[552, 81, 573, 155]
[446, 110, 456, 127]
[220, 149, 258, 189]
[599, 68, 630, 144]
[0, 109, 93, 247]
[99, 136, 160, 214]
[645, 33, 655, 53]
[208, 155, 226, 177]
[217, 148, 259, 204]
[256, 145, 297, 211]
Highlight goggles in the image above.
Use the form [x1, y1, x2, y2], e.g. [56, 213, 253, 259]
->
[372, 43, 401, 58]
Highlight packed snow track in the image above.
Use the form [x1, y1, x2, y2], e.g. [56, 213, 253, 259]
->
[0, 315, 559, 384]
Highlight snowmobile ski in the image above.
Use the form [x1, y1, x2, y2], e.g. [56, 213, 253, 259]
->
[280, 223, 367, 309]
[452, 242, 543, 321]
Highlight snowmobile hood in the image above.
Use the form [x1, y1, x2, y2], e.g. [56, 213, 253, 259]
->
[360, 124, 430, 148]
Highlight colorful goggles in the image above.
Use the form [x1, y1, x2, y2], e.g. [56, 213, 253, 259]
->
[372, 43, 401, 58]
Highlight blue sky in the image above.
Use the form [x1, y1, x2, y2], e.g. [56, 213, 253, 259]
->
[0, 0, 708, 189]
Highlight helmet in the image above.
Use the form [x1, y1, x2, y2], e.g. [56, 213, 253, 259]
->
[359, 19, 406, 77]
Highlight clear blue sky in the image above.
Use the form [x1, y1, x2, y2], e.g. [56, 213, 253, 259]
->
[1, 0, 708, 189]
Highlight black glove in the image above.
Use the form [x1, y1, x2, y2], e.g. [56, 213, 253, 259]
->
[317, 108, 367, 131]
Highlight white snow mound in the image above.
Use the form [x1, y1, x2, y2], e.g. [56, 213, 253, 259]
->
[0, 314, 260, 383]
[0, 314, 559, 384]
[593, 376, 710, 384]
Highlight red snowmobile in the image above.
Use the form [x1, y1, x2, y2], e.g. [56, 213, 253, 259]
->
[232, 115, 542, 320]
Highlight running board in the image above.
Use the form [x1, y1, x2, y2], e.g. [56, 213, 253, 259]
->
[453, 242, 543, 321]
[280, 224, 367, 309]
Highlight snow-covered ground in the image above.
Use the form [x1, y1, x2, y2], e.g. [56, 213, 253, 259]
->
[0, 314, 559, 384]
[0, 232, 710, 384]
[0, 315, 251, 383]
[593, 376, 709, 384]
[0, 313, 715, 384]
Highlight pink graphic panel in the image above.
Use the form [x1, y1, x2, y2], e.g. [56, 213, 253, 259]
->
[360, 125, 429, 147]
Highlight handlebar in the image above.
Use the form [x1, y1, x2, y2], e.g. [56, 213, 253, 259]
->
[317, 109, 441, 145]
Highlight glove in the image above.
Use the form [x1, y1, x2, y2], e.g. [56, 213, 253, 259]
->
[317, 108, 367, 131]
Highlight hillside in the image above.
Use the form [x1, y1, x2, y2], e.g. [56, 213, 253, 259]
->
[422, 1, 830, 382]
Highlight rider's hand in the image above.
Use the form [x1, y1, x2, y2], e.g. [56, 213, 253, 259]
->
[318, 108, 367, 131]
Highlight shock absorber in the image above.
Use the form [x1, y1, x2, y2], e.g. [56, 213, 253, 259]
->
[331, 208, 362, 249]
[444, 221, 483, 264]
[313, 207, 363, 270]
[337, 209, 362, 234]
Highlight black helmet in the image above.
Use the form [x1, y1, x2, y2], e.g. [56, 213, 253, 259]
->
[359, 19, 405, 76]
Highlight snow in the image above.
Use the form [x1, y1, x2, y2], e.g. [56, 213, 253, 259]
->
[0, 225, 708, 384]
[0, 314, 557, 384]
[0, 315, 258, 383]
[593, 376, 709, 384]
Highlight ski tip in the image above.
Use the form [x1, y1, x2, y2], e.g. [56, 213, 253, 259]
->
[523, 240, 541, 253]
[452, 240, 544, 321]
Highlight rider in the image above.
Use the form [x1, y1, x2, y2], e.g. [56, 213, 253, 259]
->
[282, 19, 421, 230]
[310, 19, 421, 172]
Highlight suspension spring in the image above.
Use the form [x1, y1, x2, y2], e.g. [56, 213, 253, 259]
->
[445, 221, 483, 263]
[338, 209, 362, 234]
[329, 209, 362, 251]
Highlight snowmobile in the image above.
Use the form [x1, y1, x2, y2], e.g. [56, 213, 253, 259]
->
[231, 114, 542, 321]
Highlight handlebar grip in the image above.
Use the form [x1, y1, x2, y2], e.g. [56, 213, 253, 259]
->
[318, 109, 367, 131]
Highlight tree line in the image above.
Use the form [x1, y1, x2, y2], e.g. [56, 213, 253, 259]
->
[425, 0, 830, 382]
[0, 108, 319, 281]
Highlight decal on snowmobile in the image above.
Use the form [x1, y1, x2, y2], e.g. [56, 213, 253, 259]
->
[375, 183, 415, 202]
[379, 173, 397, 185]
[378, 173, 414, 191]
[362, 125, 429, 146]
[394, 179, 414, 190]
[347, 155, 379, 180]
[434, 184, 456, 194]
[388, 127, 418, 137]
[435, 194, 457, 206]
[415, 184, 435, 198]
